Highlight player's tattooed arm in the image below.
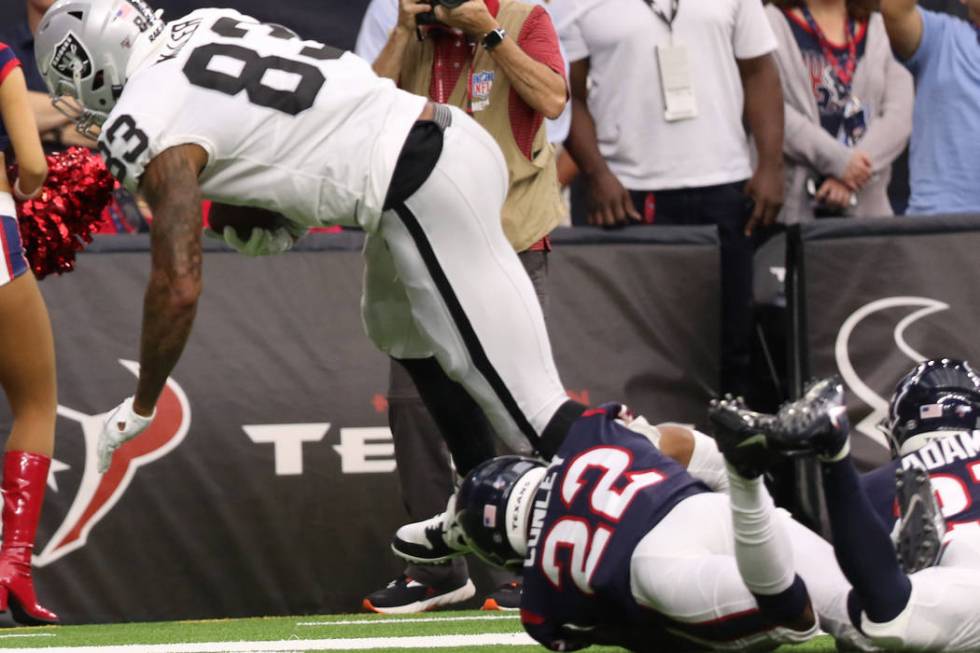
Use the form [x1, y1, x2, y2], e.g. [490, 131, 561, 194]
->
[132, 144, 209, 417]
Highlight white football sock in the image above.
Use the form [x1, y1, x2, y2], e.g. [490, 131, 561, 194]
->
[726, 463, 796, 596]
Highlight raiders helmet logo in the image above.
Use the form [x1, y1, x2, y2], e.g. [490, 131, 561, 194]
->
[50, 31, 93, 79]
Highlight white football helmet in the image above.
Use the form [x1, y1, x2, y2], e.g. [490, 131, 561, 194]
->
[34, 0, 165, 136]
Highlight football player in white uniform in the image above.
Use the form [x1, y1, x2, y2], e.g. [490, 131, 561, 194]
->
[33, 0, 587, 471]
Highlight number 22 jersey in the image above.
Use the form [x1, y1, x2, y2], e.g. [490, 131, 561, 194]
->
[521, 405, 710, 651]
[98, 8, 427, 232]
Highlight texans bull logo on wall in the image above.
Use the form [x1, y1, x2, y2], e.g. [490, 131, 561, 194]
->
[829, 295, 977, 465]
[34, 360, 189, 567]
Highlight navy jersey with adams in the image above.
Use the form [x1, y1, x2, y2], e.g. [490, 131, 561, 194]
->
[862, 430, 980, 532]
[520, 405, 710, 651]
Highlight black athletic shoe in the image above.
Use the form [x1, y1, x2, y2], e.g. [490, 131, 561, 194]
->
[391, 501, 469, 565]
[895, 466, 946, 574]
[707, 395, 777, 478]
[481, 579, 522, 611]
[362, 574, 476, 614]
[769, 377, 851, 460]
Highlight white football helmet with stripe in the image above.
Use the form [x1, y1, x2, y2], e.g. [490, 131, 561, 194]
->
[34, 0, 165, 136]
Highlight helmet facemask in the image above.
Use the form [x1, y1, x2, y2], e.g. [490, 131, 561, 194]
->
[48, 58, 122, 138]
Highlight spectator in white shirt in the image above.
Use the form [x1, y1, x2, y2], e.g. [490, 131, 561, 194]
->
[556, 0, 785, 398]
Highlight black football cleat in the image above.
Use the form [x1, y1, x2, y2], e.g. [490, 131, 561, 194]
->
[481, 579, 522, 611]
[894, 467, 946, 575]
[707, 395, 778, 479]
[768, 377, 851, 461]
[362, 574, 476, 614]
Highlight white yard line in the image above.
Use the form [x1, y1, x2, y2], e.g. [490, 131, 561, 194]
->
[0, 632, 537, 652]
[0, 633, 57, 639]
[296, 614, 519, 626]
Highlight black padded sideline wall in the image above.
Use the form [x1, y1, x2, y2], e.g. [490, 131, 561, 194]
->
[789, 215, 980, 470]
[0, 227, 719, 624]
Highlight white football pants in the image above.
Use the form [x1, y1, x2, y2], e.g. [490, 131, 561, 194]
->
[861, 526, 980, 651]
[362, 106, 568, 454]
[630, 492, 871, 652]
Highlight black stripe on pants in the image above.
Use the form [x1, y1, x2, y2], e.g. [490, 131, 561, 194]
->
[391, 203, 542, 451]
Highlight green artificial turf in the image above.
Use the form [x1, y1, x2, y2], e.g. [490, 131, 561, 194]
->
[0, 610, 838, 651]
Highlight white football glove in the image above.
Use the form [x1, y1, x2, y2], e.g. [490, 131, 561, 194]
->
[220, 224, 303, 257]
[97, 397, 156, 474]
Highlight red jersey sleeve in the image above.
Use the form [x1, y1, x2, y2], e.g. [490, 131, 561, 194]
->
[516, 7, 566, 80]
[509, 7, 568, 159]
[0, 44, 22, 86]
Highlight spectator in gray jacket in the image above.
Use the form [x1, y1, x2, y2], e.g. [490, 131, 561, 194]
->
[766, 0, 913, 222]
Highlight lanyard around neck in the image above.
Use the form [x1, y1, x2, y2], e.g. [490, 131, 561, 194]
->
[642, 0, 680, 31]
[800, 5, 858, 87]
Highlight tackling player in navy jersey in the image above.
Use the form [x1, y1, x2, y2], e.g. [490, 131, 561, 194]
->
[861, 359, 980, 549]
[753, 364, 980, 651]
[448, 404, 871, 652]
[516, 408, 712, 651]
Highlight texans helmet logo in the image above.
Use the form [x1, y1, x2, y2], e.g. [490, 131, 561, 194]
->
[34, 359, 190, 567]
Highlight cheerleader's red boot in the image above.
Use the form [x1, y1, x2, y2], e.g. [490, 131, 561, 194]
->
[0, 451, 58, 625]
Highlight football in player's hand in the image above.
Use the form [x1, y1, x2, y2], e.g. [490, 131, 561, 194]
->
[208, 204, 287, 240]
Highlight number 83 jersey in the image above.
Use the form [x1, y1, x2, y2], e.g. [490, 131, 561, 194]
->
[98, 8, 428, 231]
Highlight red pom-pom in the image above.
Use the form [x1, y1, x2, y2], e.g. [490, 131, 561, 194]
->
[8, 147, 114, 280]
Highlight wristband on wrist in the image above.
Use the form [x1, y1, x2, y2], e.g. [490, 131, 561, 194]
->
[12, 178, 42, 202]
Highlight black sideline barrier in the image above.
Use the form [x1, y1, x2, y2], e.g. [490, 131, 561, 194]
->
[786, 214, 980, 530]
[0, 227, 720, 623]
